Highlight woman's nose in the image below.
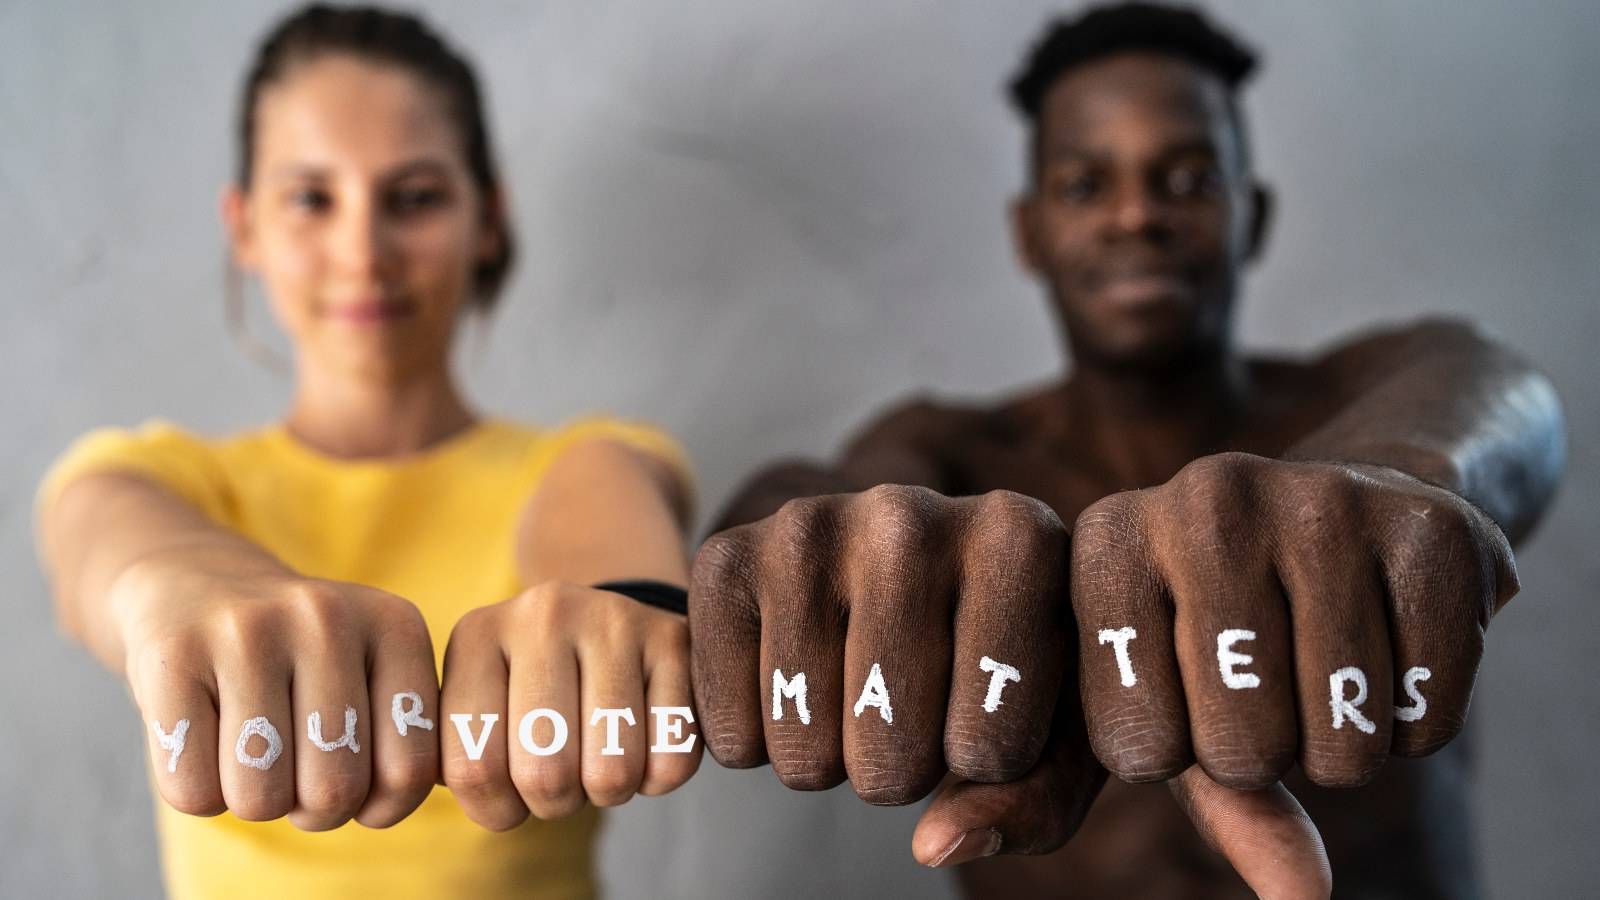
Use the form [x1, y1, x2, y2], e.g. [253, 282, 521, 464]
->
[331, 198, 391, 278]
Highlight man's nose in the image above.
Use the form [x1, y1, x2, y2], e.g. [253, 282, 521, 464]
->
[1107, 182, 1167, 238]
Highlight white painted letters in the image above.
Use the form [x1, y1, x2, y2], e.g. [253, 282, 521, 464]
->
[852, 662, 894, 724]
[978, 656, 1021, 712]
[772, 669, 811, 725]
[150, 719, 189, 774]
[1098, 627, 1138, 687]
[1394, 666, 1432, 723]
[1329, 666, 1377, 734]
[1217, 629, 1261, 690]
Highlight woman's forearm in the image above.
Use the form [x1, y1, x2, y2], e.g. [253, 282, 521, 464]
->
[39, 470, 294, 672]
[514, 439, 691, 588]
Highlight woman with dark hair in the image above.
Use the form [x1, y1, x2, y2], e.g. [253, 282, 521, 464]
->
[34, 6, 699, 897]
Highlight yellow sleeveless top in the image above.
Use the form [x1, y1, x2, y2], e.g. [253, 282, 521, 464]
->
[35, 415, 695, 900]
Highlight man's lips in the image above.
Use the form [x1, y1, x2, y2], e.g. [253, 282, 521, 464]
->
[1094, 271, 1193, 307]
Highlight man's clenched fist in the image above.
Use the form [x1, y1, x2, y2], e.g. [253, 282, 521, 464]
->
[1071, 452, 1519, 789]
[690, 485, 1069, 800]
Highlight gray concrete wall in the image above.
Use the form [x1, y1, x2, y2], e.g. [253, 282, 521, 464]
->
[2, 2, 1595, 897]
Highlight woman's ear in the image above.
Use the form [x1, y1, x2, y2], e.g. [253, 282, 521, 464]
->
[1010, 194, 1045, 276]
[477, 185, 507, 264]
[220, 185, 257, 271]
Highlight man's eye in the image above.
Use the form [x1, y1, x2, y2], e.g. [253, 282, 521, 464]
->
[1051, 175, 1101, 204]
[1165, 165, 1221, 199]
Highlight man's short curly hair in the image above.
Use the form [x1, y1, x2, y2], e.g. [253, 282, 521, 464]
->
[1008, 3, 1259, 179]
[1009, 2, 1258, 119]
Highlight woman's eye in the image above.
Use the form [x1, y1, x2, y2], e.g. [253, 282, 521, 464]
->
[288, 188, 331, 213]
[388, 187, 446, 214]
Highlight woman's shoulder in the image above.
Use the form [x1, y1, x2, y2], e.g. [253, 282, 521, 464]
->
[38, 417, 244, 524]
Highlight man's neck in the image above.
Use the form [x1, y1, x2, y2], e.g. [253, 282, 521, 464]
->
[1060, 349, 1252, 489]
[284, 359, 478, 460]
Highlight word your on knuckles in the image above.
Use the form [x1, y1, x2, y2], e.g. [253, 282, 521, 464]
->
[1096, 626, 1435, 731]
[147, 690, 700, 774]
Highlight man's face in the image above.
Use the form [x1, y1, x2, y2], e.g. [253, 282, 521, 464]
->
[1013, 52, 1266, 372]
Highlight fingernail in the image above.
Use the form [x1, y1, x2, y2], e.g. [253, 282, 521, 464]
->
[929, 827, 1002, 867]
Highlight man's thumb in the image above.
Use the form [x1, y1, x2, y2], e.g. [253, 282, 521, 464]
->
[910, 706, 1105, 867]
[1168, 764, 1332, 900]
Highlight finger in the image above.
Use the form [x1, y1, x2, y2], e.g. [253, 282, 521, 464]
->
[1376, 501, 1491, 757]
[1071, 492, 1192, 781]
[840, 487, 954, 804]
[757, 498, 848, 791]
[639, 619, 702, 796]
[356, 601, 440, 828]
[689, 524, 767, 768]
[1167, 765, 1331, 900]
[288, 643, 372, 831]
[440, 606, 524, 831]
[945, 491, 1068, 784]
[130, 638, 224, 816]
[507, 614, 582, 819]
[215, 644, 295, 822]
[1280, 501, 1394, 787]
[1155, 475, 1297, 789]
[577, 594, 648, 807]
[913, 684, 1104, 865]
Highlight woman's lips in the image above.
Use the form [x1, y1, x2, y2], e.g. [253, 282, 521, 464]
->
[325, 300, 417, 324]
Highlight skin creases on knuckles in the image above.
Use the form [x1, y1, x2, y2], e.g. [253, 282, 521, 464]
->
[439, 581, 702, 824]
[691, 486, 1068, 804]
[133, 580, 444, 827]
[1073, 453, 1504, 785]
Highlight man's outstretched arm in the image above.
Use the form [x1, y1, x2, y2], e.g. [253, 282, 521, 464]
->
[711, 400, 965, 532]
[1287, 317, 1565, 544]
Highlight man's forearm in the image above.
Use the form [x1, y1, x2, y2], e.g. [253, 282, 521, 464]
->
[712, 461, 861, 532]
[1286, 323, 1565, 544]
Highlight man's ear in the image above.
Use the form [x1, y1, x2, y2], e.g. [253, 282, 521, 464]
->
[220, 185, 257, 271]
[1245, 182, 1273, 263]
[1010, 194, 1045, 277]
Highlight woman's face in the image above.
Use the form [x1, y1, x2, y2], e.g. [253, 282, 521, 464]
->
[224, 55, 500, 383]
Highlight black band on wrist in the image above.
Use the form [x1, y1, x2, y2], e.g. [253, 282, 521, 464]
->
[593, 579, 688, 616]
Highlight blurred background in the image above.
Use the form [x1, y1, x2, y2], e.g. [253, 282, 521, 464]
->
[2, 1, 1595, 897]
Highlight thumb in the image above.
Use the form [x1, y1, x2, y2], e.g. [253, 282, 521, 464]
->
[1167, 765, 1332, 900]
[911, 696, 1105, 867]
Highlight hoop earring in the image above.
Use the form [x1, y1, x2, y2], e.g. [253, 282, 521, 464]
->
[224, 261, 291, 377]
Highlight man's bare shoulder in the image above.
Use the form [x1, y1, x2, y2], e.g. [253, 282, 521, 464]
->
[1250, 317, 1489, 405]
[844, 393, 1005, 455]
[1305, 316, 1488, 379]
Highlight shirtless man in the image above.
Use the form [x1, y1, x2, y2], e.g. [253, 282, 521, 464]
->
[687, 4, 1565, 897]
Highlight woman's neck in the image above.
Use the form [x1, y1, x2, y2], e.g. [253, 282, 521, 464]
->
[283, 361, 478, 460]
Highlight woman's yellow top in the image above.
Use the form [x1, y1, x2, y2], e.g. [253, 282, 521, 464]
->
[35, 415, 695, 900]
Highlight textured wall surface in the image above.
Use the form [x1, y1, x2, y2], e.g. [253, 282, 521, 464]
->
[2, 2, 1595, 897]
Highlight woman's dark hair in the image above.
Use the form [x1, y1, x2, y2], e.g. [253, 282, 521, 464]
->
[233, 3, 513, 310]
